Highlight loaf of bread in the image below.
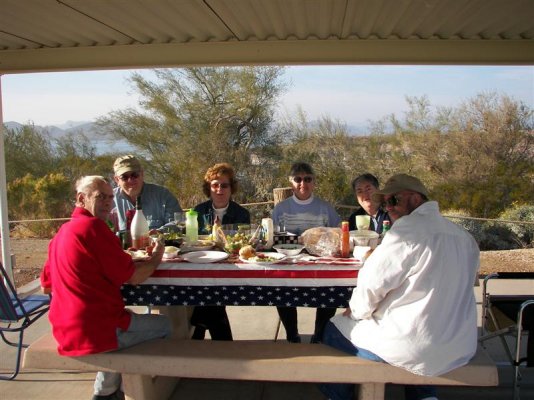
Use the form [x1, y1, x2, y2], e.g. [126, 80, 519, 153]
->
[301, 227, 342, 257]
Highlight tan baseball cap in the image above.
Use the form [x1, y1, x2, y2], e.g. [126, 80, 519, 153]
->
[113, 155, 142, 176]
[371, 174, 429, 202]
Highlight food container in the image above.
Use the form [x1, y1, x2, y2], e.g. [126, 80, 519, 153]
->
[273, 243, 305, 256]
[349, 230, 379, 249]
[274, 233, 299, 245]
[163, 246, 180, 259]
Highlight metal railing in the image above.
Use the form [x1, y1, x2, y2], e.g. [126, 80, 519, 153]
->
[6, 204, 533, 229]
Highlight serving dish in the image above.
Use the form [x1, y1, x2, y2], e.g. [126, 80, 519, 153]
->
[181, 240, 215, 252]
[273, 243, 305, 256]
[163, 245, 180, 259]
[125, 249, 150, 261]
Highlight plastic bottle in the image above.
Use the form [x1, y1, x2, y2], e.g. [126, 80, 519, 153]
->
[382, 220, 391, 235]
[130, 196, 149, 249]
[185, 209, 199, 243]
[212, 215, 221, 243]
[261, 217, 274, 249]
[340, 221, 350, 258]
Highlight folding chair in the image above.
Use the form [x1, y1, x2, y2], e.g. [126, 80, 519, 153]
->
[479, 272, 534, 400]
[0, 262, 50, 380]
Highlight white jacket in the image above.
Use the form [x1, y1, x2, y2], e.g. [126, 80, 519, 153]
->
[332, 201, 479, 376]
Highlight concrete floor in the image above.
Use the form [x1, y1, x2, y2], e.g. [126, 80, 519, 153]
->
[1, 280, 533, 400]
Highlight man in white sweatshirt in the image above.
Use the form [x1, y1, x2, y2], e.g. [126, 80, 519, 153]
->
[319, 174, 480, 400]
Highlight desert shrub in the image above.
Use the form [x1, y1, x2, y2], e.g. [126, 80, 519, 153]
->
[443, 209, 485, 243]
[477, 223, 521, 250]
[7, 173, 72, 237]
[499, 203, 534, 247]
[444, 208, 523, 250]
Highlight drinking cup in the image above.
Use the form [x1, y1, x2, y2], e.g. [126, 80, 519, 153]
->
[174, 212, 186, 234]
[355, 215, 371, 230]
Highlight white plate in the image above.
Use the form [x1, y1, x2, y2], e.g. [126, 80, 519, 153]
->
[125, 249, 150, 261]
[239, 252, 286, 265]
[181, 251, 229, 264]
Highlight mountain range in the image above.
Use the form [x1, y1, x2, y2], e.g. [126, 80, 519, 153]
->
[4, 119, 370, 156]
[4, 120, 103, 139]
[4, 121, 133, 154]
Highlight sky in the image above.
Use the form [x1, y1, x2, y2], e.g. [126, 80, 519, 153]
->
[2, 65, 533, 133]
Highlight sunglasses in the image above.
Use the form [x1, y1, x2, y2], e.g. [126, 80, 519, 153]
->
[119, 172, 140, 181]
[382, 193, 414, 208]
[211, 182, 230, 189]
[382, 195, 401, 208]
[292, 176, 314, 184]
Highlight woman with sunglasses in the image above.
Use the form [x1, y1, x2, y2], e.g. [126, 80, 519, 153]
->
[191, 163, 250, 341]
[348, 173, 391, 233]
[272, 162, 341, 344]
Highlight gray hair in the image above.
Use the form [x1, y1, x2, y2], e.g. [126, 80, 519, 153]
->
[75, 175, 109, 194]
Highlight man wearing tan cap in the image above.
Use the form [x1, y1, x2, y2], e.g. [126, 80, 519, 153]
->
[112, 155, 182, 231]
[320, 174, 480, 400]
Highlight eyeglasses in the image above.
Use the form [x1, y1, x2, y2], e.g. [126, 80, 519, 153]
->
[93, 193, 115, 201]
[119, 172, 140, 181]
[382, 193, 414, 208]
[292, 176, 314, 184]
[382, 195, 401, 208]
[211, 182, 230, 189]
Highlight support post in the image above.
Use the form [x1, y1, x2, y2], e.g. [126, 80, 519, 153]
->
[0, 75, 14, 282]
[273, 187, 293, 205]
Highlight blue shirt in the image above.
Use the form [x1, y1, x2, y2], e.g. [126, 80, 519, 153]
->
[272, 195, 341, 235]
[113, 183, 182, 230]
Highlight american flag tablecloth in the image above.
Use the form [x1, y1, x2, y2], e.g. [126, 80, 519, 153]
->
[122, 258, 361, 308]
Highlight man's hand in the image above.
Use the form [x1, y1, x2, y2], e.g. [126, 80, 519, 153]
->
[343, 307, 352, 317]
[128, 239, 165, 285]
[151, 239, 165, 263]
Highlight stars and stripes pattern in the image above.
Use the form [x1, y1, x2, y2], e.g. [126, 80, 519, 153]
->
[122, 284, 355, 308]
[121, 258, 360, 307]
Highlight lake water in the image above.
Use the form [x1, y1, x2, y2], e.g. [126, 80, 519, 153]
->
[93, 139, 135, 155]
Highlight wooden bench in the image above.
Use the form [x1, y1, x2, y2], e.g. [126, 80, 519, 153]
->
[23, 333, 498, 400]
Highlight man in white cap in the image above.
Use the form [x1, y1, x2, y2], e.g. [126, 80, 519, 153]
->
[320, 174, 480, 400]
[112, 155, 182, 231]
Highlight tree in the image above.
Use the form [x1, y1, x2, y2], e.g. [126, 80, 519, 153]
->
[275, 110, 354, 208]
[4, 124, 55, 182]
[7, 173, 72, 237]
[53, 131, 100, 181]
[97, 67, 287, 206]
[368, 93, 534, 217]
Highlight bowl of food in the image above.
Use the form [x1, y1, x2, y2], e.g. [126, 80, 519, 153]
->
[273, 243, 305, 256]
[163, 245, 180, 259]
[224, 231, 252, 255]
[163, 230, 184, 248]
[349, 230, 379, 249]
